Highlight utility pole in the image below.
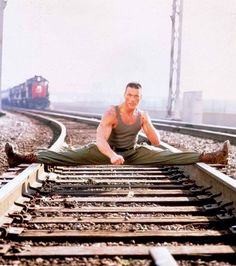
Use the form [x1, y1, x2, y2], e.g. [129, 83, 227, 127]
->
[0, 0, 7, 110]
[166, 0, 183, 119]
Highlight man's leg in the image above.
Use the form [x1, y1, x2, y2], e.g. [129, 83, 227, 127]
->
[124, 141, 229, 165]
[6, 143, 110, 167]
[37, 143, 111, 165]
[124, 144, 200, 165]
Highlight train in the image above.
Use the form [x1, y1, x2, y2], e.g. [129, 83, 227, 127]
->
[1, 75, 50, 109]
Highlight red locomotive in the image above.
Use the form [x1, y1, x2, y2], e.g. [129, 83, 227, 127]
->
[2, 75, 50, 109]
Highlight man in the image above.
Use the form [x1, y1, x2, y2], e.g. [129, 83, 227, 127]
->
[5, 82, 230, 167]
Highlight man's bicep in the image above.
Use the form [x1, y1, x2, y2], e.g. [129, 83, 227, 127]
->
[142, 112, 154, 132]
[97, 121, 112, 140]
[141, 112, 160, 145]
[97, 110, 115, 140]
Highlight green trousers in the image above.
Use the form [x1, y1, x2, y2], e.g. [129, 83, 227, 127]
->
[37, 143, 200, 166]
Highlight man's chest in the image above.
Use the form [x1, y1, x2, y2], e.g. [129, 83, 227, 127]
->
[113, 113, 141, 128]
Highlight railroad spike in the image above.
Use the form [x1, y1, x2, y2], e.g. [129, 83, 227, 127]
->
[229, 225, 236, 234]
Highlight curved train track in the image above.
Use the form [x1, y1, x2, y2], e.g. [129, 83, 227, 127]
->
[0, 109, 235, 266]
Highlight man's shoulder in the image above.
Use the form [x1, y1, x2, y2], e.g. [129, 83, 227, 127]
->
[102, 105, 117, 121]
[139, 109, 148, 117]
[139, 110, 150, 124]
[106, 105, 117, 116]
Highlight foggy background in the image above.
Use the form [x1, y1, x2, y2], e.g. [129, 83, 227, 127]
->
[2, 0, 236, 114]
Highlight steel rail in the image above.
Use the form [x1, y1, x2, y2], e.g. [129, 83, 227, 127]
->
[5, 108, 236, 143]
[0, 112, 66, 221]
[31, 109, 236, 143]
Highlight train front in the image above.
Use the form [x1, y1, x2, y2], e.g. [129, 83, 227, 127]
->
[27, 76, 50, 109]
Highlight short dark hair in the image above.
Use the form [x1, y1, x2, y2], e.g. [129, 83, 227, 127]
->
[126, 82, 142, 90]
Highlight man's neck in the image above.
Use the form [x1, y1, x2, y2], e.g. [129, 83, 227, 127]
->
[119, 104, 136, 115]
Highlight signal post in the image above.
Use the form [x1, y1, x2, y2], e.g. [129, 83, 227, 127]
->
[0, 0, 7, 110]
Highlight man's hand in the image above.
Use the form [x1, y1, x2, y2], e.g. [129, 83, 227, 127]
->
[110, 153, 125, 165]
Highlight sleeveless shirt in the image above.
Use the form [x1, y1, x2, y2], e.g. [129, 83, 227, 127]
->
[108, 106, 142, 149]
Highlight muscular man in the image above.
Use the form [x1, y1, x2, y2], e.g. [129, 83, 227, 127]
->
[96, 83, 160, 165]
[5, 82, 230, 167]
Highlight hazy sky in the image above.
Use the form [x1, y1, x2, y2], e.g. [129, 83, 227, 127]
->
[2, 0, 236, 103]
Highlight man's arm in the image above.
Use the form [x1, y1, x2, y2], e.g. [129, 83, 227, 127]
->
[96, 107, 125, 165]
[141, 111, 161, 146]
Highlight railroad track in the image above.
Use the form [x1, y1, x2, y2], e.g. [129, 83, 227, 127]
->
[34, 108, 236, 145]
[0, 110, 235, 265]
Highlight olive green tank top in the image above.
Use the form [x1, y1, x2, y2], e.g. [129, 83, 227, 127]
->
[108, 106, 142, 149]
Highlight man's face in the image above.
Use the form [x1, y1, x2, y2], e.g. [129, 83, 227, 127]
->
[124, 87, 142, 110]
